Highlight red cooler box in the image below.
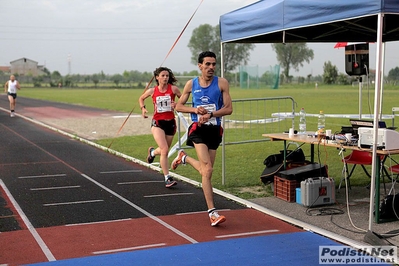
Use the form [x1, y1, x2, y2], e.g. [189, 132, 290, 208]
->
[300, 177, 335, 207]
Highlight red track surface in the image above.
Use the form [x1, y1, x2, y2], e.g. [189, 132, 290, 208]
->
[1, 209, 302, 265]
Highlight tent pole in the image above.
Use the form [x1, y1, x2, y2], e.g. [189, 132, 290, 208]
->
[379, 43, 386, 120]
[368, 13, 384, 231]
[359, 77, 362, 119]
[220, 42, 226, 186]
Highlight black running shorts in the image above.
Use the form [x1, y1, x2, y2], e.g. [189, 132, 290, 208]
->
[151, 119, 176, 136]
[7, 92, 17, 99]
[186, 122, 223, 150]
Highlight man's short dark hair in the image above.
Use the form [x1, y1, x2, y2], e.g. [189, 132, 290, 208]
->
[198, 51, 216, 64]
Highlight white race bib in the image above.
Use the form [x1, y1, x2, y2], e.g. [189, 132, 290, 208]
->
[155, 95, 172, 113]
[198, 104, 217, 125]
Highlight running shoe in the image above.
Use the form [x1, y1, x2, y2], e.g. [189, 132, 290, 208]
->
[165, 177, 177, 188]
[171, 149, 187, 170]
[210, 211, 226, 226]
[10, 112, 15, 117]
[147, 147, 155, 164]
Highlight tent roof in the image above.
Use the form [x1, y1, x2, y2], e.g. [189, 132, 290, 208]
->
[220, 0, 399, 43]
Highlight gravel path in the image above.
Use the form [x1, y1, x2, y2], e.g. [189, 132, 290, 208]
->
[42, 114, 153, 140]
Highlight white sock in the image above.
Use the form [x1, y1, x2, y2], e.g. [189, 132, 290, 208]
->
[151, 150, 155, 157]
[208, 208, 216, 217]
[165, 175, 170, 181]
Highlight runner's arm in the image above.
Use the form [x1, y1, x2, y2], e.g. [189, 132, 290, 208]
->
[138, 87, 154, 118]
[175, 80, 207, 115]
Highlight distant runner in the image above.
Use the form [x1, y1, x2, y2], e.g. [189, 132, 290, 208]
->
[4, 75, 21, 117]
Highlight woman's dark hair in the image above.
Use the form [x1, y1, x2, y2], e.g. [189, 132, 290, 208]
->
[153, 67, 177, 85]
[198, 51, 216, 64]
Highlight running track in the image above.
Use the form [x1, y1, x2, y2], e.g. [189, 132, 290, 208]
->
[0, 97, 390, 265]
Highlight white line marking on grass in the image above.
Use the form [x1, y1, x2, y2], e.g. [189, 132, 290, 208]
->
[81, 173, 198, 244]
[43, 199, 103, 206]
[144, 193, 194, 198]
[18, 174, 66, 179]
[100, 170, 142, 174]
[31, 185, 81, 191]
[215, 229, 279, 238]
[0, 179, 56, 261]
[93, 243, 166, 255]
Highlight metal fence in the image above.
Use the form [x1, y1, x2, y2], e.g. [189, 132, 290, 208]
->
[170, 96, 296, 184]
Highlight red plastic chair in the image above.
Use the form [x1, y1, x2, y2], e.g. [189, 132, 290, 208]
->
[388, 164, 399, 174]
[340, 150, 385, 190]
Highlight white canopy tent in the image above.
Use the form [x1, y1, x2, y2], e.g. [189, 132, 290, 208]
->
[220, 0, 399, 231]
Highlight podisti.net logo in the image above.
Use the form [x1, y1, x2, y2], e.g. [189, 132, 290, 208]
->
[319, 245, 397, 264]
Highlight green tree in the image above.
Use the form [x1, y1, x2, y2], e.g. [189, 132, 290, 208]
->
[271, 43, 314, 83]
[188, 24, 255, 76]
[32, 76, 43, 87]
[322, 61, 338, 84]
[43, 67, 51, 77]
[92, 74, 100, 88]
[337, 73, 350, 85]
[123, 70, 131, 87]
[100, 70, 106, 81]
[387, 67, 399, 84]
[111, 74, 123, 87]
[307, 74, 312, 83]
[51, 71, 62, 81]
[64, 75, 72, 87]
[50, 71, 62, 87]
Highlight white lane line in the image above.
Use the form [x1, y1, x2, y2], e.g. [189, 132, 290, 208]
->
[66, 218, 132, 227]
[118, 181, 162, 185]
[176, 209, 231, 216]
[215, 229, 279, 239]
[0, 179, 56, 261]
[81, 173, 198, 244]
[31, 185, 81, 191]
[43, 199, 103, 207]
[100, 170, 142, 174]
[93, 243, 166, 255]
[144, 193, 194, 198]
[18, 174, 66, 179]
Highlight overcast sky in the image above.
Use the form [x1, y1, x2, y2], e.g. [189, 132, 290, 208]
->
[1, 0, 399, 77]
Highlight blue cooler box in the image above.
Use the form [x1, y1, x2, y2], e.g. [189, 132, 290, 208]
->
[296, 188, 302, 205]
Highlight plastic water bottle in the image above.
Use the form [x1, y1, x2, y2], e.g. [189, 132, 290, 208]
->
[317, 110, 325, 136]
[299, 108, 306, 135]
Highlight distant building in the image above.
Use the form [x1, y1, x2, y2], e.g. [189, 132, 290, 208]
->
[0, 66, 10, 74]
[9, 57, 46, 76]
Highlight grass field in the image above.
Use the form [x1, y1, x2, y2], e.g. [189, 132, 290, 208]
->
[19, 83, 399, 198]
